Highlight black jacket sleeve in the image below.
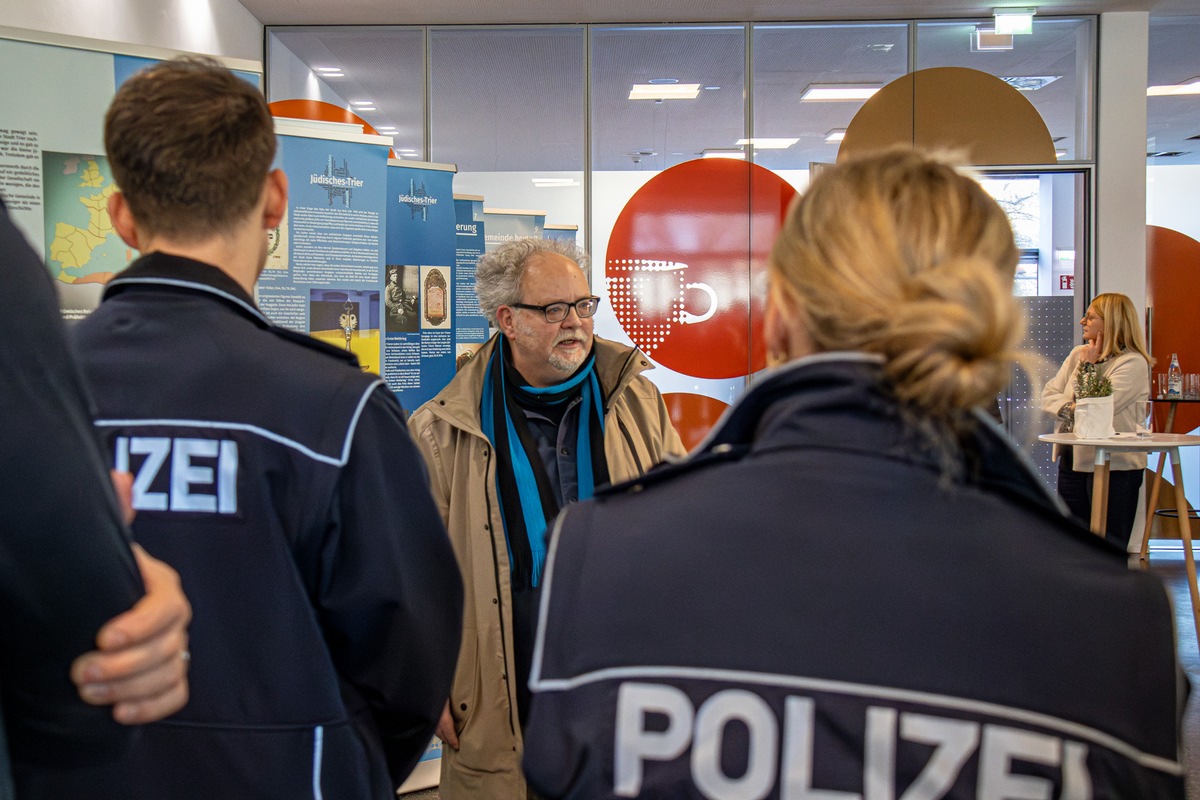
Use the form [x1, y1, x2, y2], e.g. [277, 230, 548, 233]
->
[317, 385, 463, 787]
[0, 206, 143, 774]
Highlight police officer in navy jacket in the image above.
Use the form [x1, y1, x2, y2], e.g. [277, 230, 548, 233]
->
[23, 59, 463, 800]
[524, 149, 1185, 799]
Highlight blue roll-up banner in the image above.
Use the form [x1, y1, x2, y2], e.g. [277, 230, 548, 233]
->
[453, 194, 491, 374]
[257, 122, 390, 377]
[383, 159, 459, 412]
[482, 208, 546, 252]
[544, 224, 579, 244]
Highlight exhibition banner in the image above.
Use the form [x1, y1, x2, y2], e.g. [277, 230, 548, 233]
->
[382, 159, 459, 411]
[544, 223, 579, 244]
[454, 194, 491, 372]
[481, 207, 545, 252]
[0, 33, 259, 320]
[256, 123, 390, 374]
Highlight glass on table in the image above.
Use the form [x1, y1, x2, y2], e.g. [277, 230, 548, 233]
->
[1137, 400, 1154, 437]
[1187, 374, 1200, 400]
[1157, 373, 1169, 399]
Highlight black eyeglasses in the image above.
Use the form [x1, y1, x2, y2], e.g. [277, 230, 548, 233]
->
[511, 296, 602, 323]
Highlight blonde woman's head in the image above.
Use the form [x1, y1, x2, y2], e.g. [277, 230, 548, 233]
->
[767, 147, 1025, 418]
[1085, 293, 1152, 364]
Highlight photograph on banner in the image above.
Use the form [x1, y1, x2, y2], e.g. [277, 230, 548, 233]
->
[309, 288, 381, 373]
[385, 264, 420, 333]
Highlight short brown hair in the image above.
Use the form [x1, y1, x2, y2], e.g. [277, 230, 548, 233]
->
[104, 57, 276, 241]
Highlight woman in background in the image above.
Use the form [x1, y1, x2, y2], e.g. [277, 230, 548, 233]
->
[1041, 292, 1152, 550]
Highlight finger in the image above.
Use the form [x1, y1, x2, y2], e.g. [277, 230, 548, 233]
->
[73, 627, 188, 691]
[436, 703, 459, 749]
[96, 545, 190, 652]
[75, 642, 189, 707]
[109, 470, 135, 525]
[112, 675, 190, 725]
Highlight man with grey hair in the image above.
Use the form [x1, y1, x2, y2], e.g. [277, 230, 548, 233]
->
[408, 236, 684, 799]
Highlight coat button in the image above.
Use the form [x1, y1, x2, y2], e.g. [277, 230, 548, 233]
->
[492, 598, 498, 604]
[482, 447, 489, 457]
[484, 523, 490, 531]
[460, 703, 467, 711]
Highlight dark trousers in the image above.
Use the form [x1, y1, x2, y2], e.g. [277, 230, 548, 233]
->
[1057, 447, 1144, 551]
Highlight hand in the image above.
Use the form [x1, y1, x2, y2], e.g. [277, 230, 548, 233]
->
[71, 544, 192, 725]
[1082, 333, 1103, 364]
[435, 700, 459, 749]
[110, 469, 135, 525]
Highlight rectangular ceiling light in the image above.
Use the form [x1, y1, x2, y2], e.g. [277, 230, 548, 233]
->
[735, 138, 799, 149]
[993, 8, 1036, 35]
[999, 75, 1061, 91]
[973, 27, 1014, 51]
[800, 84, 881, 102]
[1148, 79, 1200, 97]
[824, 129, 846, 143]
[701, 149, 746, 159]
[629, 83, 701, 100]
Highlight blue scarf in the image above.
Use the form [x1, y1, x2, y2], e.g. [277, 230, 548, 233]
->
[480, 337, 607, 589]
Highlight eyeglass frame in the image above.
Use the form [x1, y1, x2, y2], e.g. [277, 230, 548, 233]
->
[509, 296, 602, 323]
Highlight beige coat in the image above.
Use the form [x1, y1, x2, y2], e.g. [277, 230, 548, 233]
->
[1040, 344, 1151, 472]
[407, 334, 685, 799]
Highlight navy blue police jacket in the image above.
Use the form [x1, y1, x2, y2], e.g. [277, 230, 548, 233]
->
[24, 253, 463, 800]
[524, 353, 1186, 799]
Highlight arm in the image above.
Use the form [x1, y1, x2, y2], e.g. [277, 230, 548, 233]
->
[1040, 346, 1082, 418]
[320, 387, 464, 786]
[72, 543, 191, 725]
[0, 206, 144, 769]
[1105, 352, 1151, 418]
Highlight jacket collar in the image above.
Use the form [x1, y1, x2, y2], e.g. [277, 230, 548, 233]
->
[104, 252, 271, 328]
[693, 352, 1066, 515]
[428, 333, 651, 434]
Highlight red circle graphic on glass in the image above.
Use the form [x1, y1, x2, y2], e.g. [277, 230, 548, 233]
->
[605, 159, 797, 379]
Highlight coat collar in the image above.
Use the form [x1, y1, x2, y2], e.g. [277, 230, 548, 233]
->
[103, 252, 271, 328]
[689, 352, 1066, 516]
[426, 334, 652, 434]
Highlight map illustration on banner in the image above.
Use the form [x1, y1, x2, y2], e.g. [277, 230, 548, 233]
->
[41, 152, 135, 318]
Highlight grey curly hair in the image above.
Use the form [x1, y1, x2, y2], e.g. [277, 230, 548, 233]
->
[475, 237, 591, 325]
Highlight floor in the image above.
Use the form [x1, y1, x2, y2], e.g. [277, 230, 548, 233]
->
[401, 548, 1200, 799]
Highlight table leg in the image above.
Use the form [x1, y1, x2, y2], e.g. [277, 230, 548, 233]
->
[1142, 452, 1169, 561]
[1091, 459, 1110, 536]
[1169, 448, 1200, 640]
[1143, 402, 1180, 562]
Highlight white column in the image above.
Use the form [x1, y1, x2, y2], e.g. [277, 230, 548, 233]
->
[1094, 12, 1149, 312]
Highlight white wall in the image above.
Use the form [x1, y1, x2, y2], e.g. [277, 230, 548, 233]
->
[1, 0, 262, 61]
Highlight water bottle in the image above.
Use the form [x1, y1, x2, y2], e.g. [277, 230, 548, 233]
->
[1168, 353, 1183, 399]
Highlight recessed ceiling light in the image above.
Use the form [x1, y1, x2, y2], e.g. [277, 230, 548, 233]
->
[1148, 78, 1200, 97]
[993, 7, 1036, 35]
[735, 138, 799, 149]
[825, 129, 847, 143]
[1000, 75, 1061, 91]
[629, 83, 701, 100]
[351, 101, 375, 106]
[800, 84, 881, 102]
[377, 127, 398, 132]
[866, 43, 895, 52]
[647, 78, 679, 85]
[704, 86, 721, 91]
[320, 72, 345, 78]
[701, 148, 745, 160]
[972, 27, 1014, 51]
[315, 67, 341, 73]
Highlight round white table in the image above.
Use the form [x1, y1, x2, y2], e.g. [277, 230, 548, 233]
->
[1040, 431, 1200, 638]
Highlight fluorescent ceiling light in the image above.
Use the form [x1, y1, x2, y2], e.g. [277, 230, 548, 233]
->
[629, 83, 701, 100]
[993, 8, 1036, 35]
[973, 28, 1014, 51]
[1000, 75, 1061, 91]
[319, 72, 344, 78]
[800, 84, 881, 102]
[351, 100, 375, 106]
[1148, 78, 1200, 97]
[532, 178, 580, 188]
[315, 67, 341, 73]
[825, 129, 846, 143]
[376, 127, 397, 132]
[735, 138, 799, 149]
[701, 149, 745, 160]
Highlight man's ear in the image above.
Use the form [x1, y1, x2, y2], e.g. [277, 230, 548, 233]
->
[495, 306, 516, 338]
[262, 169, 288, 230]
[108, 192, 141, 250]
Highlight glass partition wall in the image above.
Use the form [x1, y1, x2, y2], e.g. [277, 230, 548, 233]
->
[266, 18, 1096, 474]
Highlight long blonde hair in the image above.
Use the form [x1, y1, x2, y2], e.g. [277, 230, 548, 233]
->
[1089, 292, 1153, 365]
[770, 147, 1026, 418]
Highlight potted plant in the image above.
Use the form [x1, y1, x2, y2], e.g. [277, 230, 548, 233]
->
[1073, 363, 1115, 439]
